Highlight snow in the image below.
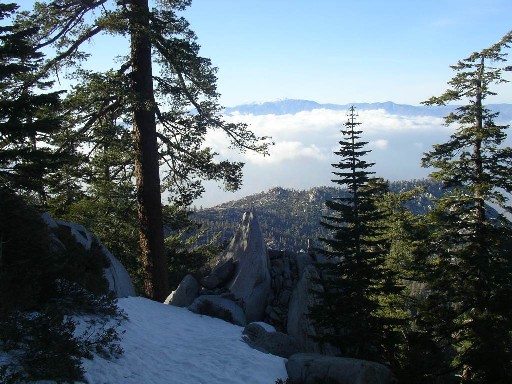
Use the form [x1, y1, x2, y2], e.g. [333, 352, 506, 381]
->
[81, 297, 288, 384]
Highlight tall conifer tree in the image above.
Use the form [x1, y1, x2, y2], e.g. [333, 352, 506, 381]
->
[20, 0, 270, 300]
[0, 3, 71, 203]
[419, 31, 512, 383]
[311, 106, 398, 362]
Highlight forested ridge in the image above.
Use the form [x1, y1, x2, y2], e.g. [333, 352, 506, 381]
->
[193, 179, 449, 252]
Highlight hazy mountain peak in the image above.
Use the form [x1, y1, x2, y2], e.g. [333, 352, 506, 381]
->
[224, 99, 512, 121]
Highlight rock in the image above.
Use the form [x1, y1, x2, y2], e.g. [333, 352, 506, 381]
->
[164, 274, 200, 307]
[269, 309, 282, 323]
[189, 295, 247, 326]
[287, 265, 322, 352]
[275, 275, 284, 291]
[294, 252, 313, 280]
[219, 291, 237, 301]
[41, 212, 59, 229]
[55, 219, 94, 250]
[101, 242, 136, 298]
[201, 258, 237, 289]
[278, 289, 292, 306]
[242, 323, 300, 358]
[268, 249, 283, 260]
[41, 213, 67, 253]
[252, 322, 276, 332]
[286, 353, 395, 384]
[272, 258, 284, 271]
[219, 211, 271, 322]
[43, 213, 136, 298]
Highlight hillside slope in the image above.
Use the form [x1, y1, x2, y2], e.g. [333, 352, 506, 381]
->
[193, 179, 444, 252]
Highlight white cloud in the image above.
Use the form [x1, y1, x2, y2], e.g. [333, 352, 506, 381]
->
[210, 108, 447, 164]
[369, 139, 389, 149]
[223, 108, 447, 140]
[223, 110, 339, 139]
[355, 110, 447, 134]
[197, 108, 455, 207]
[246, 141, 327, 164]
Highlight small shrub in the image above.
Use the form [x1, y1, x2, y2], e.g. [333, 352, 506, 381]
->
[54, 226, 111, 296]
[0, 190, 125, 383]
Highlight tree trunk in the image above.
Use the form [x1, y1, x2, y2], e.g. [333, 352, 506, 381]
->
[474, 61, 485, 224]
[129, 0, 169, 301]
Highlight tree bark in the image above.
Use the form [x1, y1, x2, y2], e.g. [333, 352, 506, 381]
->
[129, 0, 168, 301]
[473, 59, 485, 225]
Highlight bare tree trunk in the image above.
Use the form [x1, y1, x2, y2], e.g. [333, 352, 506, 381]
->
[474, 66, 485, 224]
[129, 0, 168, 301]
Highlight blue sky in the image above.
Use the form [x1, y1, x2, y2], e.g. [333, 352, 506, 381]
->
[22, 0, 512, 106]
[181, 0, 512, 107]
[20, 1, 512, 206]
[179, 0, 512, 206]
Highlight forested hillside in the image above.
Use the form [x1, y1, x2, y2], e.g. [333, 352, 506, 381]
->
[193, 179, 445, 252]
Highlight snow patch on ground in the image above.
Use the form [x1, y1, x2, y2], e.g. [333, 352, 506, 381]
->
[81, 297, 288, 383]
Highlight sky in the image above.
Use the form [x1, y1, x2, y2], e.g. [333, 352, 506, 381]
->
[181, 0, 512, 107]
[19, 1, 512, 207]
[21, 1, 512, 106]
[179, 0, 512, 207]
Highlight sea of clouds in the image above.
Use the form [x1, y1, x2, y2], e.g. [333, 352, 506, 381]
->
[197, 108, 509, 207]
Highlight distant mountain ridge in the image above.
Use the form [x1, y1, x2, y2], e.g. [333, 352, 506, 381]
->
[193, 179, 447, 253]
[224, 99, 512, 121]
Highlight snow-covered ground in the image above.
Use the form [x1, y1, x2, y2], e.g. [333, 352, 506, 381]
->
[81, 297, 288, 384]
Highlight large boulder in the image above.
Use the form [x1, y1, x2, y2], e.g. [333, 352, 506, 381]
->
[294, 252, 313, 280]
[165, 274, 200, 307]
[201, 258, 237, 289]
[286, 353, 395, 384]
[287, 265, 322, 352]
[189, 295, 247, 326]
[216, 211, 271, 322]
[41, 213, 136, 298]
[242, 322, 300, 358]
[101, 243, 137, 298]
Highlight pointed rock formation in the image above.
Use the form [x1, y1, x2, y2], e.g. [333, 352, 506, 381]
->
[225, 211, 271, 322]
[214, 211, 271, 323]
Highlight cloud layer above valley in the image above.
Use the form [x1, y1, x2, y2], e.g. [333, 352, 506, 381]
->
[197, 107, 491, 207]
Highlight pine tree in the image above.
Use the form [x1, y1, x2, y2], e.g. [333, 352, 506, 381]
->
[311, 106, 399, 362]
[418, 31, 512, 383]
[0, 3, 72, 204]
[379, 187, 449, 383]
[20, 0, 270, 300]
[58, 72, 142, 287]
